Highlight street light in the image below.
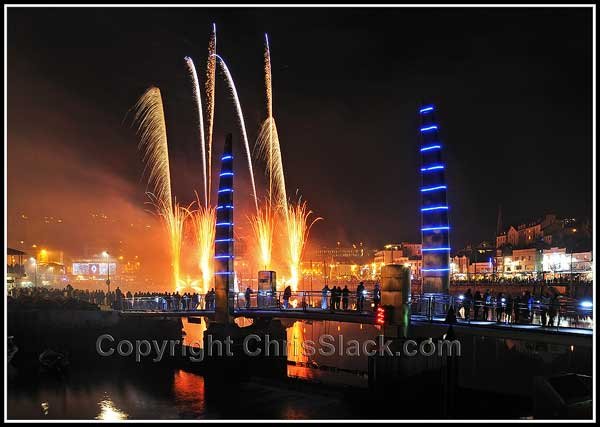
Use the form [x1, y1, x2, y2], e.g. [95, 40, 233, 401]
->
[102, 251, 111, 294]
[29, 257, 37, 287]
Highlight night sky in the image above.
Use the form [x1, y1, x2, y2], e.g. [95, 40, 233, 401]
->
[7, 7, 593, 257]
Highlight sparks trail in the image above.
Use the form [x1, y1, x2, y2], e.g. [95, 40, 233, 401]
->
[184, 57, 208, 207]
[213, 53, 259, 213]
[205, 23, 217, 203]
[134, 87, 186, 291]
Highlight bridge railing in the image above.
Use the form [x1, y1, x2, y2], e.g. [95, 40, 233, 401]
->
[120, 295, 206, 312]
[233, 290, 377, 313]
[118, 292, 592, 329]
[410, 294, 593, 329]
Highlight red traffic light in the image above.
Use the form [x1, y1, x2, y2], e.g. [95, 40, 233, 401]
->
[376, 306, 386, 325]
[376, 305, 393, 325]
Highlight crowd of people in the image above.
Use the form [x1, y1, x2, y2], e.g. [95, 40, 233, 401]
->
[317, 282, 381, 312]
[456, 288, 568, 327]
[451, 277, 592, 286]
[8, 282, 590, 329]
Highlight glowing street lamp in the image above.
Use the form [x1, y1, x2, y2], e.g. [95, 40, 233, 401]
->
[102, 251, 111, 293]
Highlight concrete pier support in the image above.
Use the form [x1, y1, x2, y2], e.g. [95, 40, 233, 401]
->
[380, 264, 411, 337]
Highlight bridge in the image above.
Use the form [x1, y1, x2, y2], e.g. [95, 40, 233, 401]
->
[117, 290, 593, 343]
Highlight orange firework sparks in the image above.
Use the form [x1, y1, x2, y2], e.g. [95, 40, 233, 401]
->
[191, 201, 216, 294]
[248, 202, 274, 271]
[286, 201, 322, 291]
[134, 87, 187, 291]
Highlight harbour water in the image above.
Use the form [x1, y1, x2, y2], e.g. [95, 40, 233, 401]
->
[7, 319, 591, 420]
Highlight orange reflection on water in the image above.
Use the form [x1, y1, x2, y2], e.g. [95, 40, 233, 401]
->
[172, 369, 206, 415]
[287, 321, 308, 364]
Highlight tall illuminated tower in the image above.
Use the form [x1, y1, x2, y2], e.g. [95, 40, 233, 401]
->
[214, 133, 234, 323]
[419, 104, 450, 294]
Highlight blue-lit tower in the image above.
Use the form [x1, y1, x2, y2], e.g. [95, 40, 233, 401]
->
[214, 133, 235, 323]
[419, 104, 450, 294]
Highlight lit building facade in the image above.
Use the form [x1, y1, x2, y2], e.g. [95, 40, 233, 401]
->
[419, 104, 450, 293]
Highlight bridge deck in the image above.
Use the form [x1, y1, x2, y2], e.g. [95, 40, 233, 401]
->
[118, 308, 592, 344]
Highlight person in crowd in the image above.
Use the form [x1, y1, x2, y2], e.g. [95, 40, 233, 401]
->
[495, 292, 504, 323]
[373, 283, 381, 310]
[321, 285, 329, 310]
[356, 282, 365, 312]
[114, 286, 123, 311]
[483, 289, 491, 321]
[513, 294, 521, 323]
[245, 286, 252, 309]
[463, 288, 473, 320]
[329, 285, 336, 311]
[541, 292, 551, 327]
[505, 294, 513, 324]
[283, 285, 292, 309]
[335, 286, 342, 310]
[342, 285, 349, 310]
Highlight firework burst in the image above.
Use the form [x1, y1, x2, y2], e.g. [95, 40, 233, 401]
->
[286, 201, 322, 291]
[191, 200, 216, 294]
[255, 34, 288, 213]
[248, 202, 274, 271]
[133, 87, 186, 291]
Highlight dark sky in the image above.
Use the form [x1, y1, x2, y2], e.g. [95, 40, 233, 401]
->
[7, 7, 593, 257]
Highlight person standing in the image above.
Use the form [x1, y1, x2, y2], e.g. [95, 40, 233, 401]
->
[373, 283, 381, 310]
[356, 282, 365, 312]
[321, 285, 330, 310]
[541, 292, 551, 327]
[463, 288, 473, 320]
[283, 285, 292, 309]
[505, 294, 513, 324]
[495, 292, 504, 323]
[342, 285, 349, 310]
[483, 289, 491, 321]
[330, 285, 336, 311]
[245, 286, 252, 309]
[513, 293, 521, 324]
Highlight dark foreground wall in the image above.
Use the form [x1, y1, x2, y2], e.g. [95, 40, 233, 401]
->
[8, 309, 183, 365]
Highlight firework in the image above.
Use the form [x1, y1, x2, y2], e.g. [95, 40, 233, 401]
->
[213, 54, 259, 212]
[134, 87, 172, 207]
[191, 200, 216, 294]
[134, 87, 185, 290]
[255, 34, 288, 213]
[184, 57, 208, 207]
[205, 23, 217, 202]
[248, 203, 274, 271]
[286, 201, 322, 291]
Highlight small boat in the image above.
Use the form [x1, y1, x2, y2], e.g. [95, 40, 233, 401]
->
[39, 349, 70, 373]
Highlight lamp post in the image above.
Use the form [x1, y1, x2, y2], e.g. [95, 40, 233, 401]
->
[30, 257, 37, 287]
[102, 251, 111, 294]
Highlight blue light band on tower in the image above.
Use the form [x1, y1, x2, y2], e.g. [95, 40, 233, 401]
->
[419, 104, 450, 294]
[214, 133, 235, 322]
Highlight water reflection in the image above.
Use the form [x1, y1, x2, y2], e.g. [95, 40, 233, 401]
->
[95, 394, 128, 420]
[172, 370, 206, 416]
